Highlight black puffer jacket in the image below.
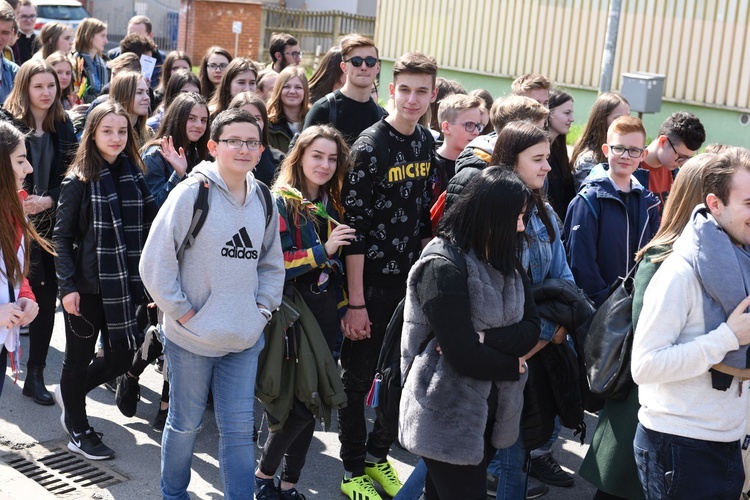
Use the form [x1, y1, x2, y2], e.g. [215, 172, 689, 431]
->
[444, 134, 496, 210]
[531, 277, 595, 334]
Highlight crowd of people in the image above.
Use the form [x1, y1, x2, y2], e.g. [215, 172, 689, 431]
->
[1, 2, 750, 500]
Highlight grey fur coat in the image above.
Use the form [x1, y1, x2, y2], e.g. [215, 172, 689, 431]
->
[399, 248, 526, 466]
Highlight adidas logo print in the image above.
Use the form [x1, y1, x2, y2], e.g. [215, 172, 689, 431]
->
[221, 227, 259, 259]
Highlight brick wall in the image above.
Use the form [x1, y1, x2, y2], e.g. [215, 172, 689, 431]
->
[178, 0, 263, 64]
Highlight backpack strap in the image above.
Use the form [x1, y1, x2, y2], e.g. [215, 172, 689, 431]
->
[326, 91, 337, 124]
[177, 171, 209, 262]
[421, 237, 468, 277]
[256, 180, 273, 228]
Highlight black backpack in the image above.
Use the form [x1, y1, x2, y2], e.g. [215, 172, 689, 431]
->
[177, 171, 273, 261]
[366, 239, 467, 435]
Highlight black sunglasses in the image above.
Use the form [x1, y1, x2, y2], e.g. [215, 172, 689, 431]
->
[345, 56, 379, 68]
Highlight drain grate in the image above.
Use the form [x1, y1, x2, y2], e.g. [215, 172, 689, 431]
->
[2, 441, 127, 497]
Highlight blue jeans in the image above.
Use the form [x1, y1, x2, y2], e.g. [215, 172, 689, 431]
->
[488, 431, 528, 500]
[161, 336, 264, 500]
[394, 459, 427, 500]
[633, 423, 744, 499]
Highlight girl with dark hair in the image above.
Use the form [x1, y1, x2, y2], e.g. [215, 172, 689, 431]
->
[267, 66, 310, 153]
[109, 71, 152, 147]
[54, 101, 157, 460]
[0, 121, 44, 399]
[487, 121, 578, 498]
[1, 59, 77, 406]
[153, 50, 192, 107]
[571, 92, 630, 189]
[229, 91, 285, 186]
[308, 45, 345, 104]
[197, 46, 232, 101]
[399, 166, 540, 500]
[142, 92, 210, 206]
[147, 68, 201, 132]
[469, 88, 493, 136]
[546, 89, 576, 221]
[254, 125, 353, 498]
[208, 57, 259, 118]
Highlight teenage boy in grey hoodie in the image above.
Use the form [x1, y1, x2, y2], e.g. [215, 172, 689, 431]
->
[139, 109, 284, 499]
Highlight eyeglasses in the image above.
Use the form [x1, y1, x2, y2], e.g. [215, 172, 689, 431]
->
[207, 63, 228, 71]
[666, 137, 694, 164]
[284, 51, 303, 59]
[450, 121, 484, 133]
[608, 144, 645, 158]
[18, 15, 37, 21]
[344, 56, 379, 68]
[219, 139, 262, 150]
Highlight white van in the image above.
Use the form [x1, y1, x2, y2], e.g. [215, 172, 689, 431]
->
[33, 0, 91, 35]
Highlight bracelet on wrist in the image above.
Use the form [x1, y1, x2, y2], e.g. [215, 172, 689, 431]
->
[348, 304, 366, 310]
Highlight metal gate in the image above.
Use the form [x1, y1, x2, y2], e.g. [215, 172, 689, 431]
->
[90, 0, 180, 53]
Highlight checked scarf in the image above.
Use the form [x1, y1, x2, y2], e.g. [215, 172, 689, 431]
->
[90, 155, 157, 352]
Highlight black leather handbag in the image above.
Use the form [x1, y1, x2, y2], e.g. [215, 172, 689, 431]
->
[581, 266, 638, 401]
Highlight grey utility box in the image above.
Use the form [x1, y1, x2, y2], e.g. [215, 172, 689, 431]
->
[621, 72, 666, 114]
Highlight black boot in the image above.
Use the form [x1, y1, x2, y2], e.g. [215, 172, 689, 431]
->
[23, 364, 54, 406]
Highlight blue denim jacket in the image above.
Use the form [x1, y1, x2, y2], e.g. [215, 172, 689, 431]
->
[0, 58, 18, 103]
[521, 202, 575, 341]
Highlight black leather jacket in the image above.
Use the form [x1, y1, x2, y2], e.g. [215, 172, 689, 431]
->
[54, 174, 99, 298]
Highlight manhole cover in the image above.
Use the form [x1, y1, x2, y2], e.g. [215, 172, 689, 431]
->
[2, 441, 127, 497]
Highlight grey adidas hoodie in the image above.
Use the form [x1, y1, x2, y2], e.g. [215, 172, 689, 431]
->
[140, 160, 284, 357]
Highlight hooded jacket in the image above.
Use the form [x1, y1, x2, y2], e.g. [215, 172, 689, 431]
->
[139, 161, 285, 357]
[444, 134, 496, 210]
[563, 164, 660, 307]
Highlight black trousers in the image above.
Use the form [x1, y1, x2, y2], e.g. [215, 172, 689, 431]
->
[60, 293, 133, 434]
[258, 398, 317, 484]
[338, 283, 405, 474]
[27, 280, 57, 367]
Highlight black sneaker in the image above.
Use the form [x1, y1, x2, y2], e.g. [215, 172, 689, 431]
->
[68, 428, 115, 460]
[526, 481, 549, 499]
[155, 356, 164, 374]
[255, 476, 280, 499]
[115, 374, 140, 418]
[279, 487, 306, 499]
[151, 407, 168, 432]
[103, 378, 117, 393]
[487, 472, 498, 497]
[529, 454, 574, 487]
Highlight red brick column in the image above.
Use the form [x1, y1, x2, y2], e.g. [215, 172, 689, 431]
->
[178, 0, 262, 64]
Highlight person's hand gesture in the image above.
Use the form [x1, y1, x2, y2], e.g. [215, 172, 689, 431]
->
[159, 136, 188, 178]
[16, 298, 39, 326]
[0, 303, 23, 328]
[324, 224, 356, 257]
[728, 296, 750, 345]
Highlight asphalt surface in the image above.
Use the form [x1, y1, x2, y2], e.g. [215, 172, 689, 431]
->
[0, 306, 597, 499]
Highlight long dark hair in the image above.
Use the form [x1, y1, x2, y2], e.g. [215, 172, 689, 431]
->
[571, 92, 629, 166]
[162, 68, 200, 111]
[209, 57, 258, 118]
[158, 50, 192, 93]
[308, 46, 343, 104]
[142, 93, 210, 166]
[0, 123, 54, 285]
[490, 121, 557, 243]
[229, 91, 270, 147]
[69, 102, 145, 181]
[198, 46, 232, 100]
[437, 166, 531, 276]
[548, 89, 574, 179]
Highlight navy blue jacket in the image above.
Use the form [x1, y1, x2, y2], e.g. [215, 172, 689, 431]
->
[563, 164, 660, 307]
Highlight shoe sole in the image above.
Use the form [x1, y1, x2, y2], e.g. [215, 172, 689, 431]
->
[528, 471, 574, 488]
[67, 441, 114, 461]
[54, 386, 70, 436]
[22, 387, 55, 406]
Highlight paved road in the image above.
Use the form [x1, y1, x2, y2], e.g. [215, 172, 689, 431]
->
[0, 307, 597, 499]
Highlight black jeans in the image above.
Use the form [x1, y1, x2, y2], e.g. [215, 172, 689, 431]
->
[338, 283, 405, 474]
[27, 280, 57, 367]
[258, 398, 317, 484]
[295, 281, 339, 353]
[60, 293, 134, 434]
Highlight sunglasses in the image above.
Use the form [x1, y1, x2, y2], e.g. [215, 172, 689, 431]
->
[344, 56, 379, 68]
